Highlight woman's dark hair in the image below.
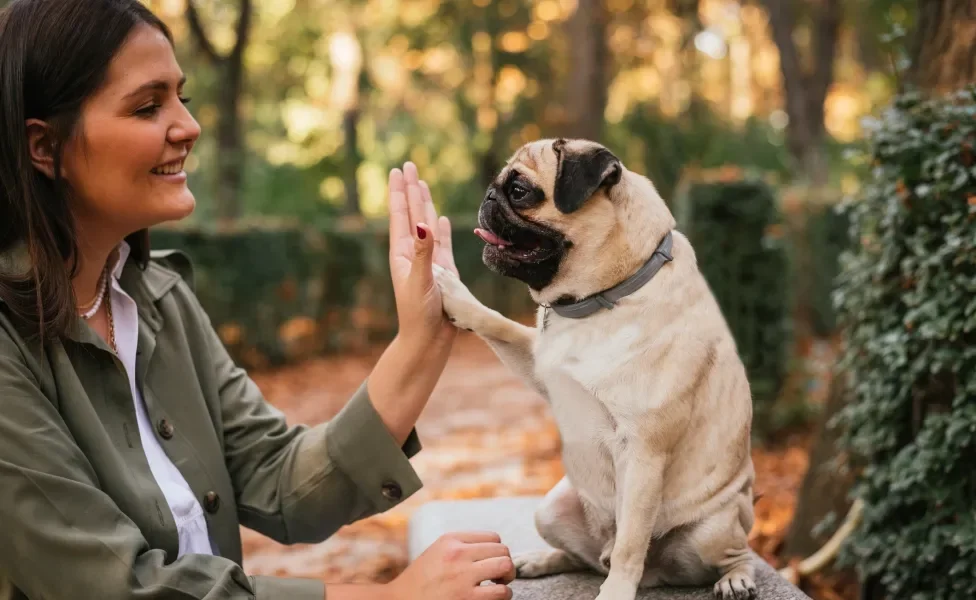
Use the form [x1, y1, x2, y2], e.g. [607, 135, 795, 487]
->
[0, 0, 173, 342]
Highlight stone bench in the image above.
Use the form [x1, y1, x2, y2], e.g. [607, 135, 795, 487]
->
[407, 496, 810, 600]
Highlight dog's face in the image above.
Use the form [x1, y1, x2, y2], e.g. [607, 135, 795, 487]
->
[475, 138, 673, 301]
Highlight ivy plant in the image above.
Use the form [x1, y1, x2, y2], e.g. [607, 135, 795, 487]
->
[833, 85, 976, 599]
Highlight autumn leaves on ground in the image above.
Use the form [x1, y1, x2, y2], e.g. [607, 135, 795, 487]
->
[242, 330, 843, 597]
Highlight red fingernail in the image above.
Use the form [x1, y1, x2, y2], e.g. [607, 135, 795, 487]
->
[417, 226, 426, 239]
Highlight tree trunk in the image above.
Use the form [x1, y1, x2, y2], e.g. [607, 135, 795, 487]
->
[908, 0, 976, 94]
[342, 108, 361, 215]
[215, 45, 246, 224]
[761, 0, 841, 185]
[186, 0, 252, 225]
[783, 372, 856, 558]
[563, 0, 609, 142]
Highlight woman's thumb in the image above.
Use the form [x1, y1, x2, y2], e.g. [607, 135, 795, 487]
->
[410, 223, 435, 286]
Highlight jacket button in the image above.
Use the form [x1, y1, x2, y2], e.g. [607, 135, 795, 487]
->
[204, 491, 220, 513]
[381, 481, 402, 501]
[157, 419, 174, 440]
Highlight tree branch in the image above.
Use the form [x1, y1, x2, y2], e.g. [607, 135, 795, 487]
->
[810, 0, 842, 108]
[230, 0, 253, 64]
[779, 498, 864, 584]
[760, 0, 803, 83]
[760, 0, 810, 133]
[185, 0, 222, 64]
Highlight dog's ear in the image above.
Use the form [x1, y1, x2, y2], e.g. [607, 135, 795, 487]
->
[552, 139, 622, 214]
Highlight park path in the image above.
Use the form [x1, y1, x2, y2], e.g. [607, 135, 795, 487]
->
[240, 330, 825, 585]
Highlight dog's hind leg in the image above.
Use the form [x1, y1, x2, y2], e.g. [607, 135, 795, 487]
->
[707, 489, 757, 600]
[514, 477, 608, 579]
[655, 489, 756, 599]
[433, 264, 546, 396]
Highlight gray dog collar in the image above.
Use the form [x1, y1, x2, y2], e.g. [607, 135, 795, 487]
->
[546, 230, 674, 320]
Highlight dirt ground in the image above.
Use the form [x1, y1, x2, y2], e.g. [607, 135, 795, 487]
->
[240, 330, 840, 594]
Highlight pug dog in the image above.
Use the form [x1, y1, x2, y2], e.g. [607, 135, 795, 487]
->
[430, 138, 757, 600]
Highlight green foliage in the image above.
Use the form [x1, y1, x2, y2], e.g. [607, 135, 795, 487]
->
[805, 202, 853, 336]
[149, 223, 327, 366]
[605, 103, 795, 205]
[832, 85, 976, 598]
[672, 173, 793, 432]
[148, 218, 536, 369]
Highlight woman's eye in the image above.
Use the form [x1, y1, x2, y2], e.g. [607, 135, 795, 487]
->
[135, 96, 190, 117]
[136, 103, 161, 117]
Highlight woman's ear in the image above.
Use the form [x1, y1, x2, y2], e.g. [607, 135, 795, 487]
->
[25, 118, 57, 179]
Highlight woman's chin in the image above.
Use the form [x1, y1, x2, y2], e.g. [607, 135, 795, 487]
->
[147, 193, 196, 227]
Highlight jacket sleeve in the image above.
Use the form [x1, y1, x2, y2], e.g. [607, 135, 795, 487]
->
[0, 337, 324, 600]
[188, 284, 424, 545]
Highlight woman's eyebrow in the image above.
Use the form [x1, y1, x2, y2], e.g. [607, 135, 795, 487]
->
[123, 74, 187, 100]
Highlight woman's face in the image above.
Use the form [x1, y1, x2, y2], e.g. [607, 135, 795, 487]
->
[60, 23, 200, 240]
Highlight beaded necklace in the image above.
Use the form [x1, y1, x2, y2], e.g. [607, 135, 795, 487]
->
[78, 261, 117, 351]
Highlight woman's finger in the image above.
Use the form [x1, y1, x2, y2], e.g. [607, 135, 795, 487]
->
[388, 168, 409, 252]
[448, 531, 503, 544]
[420, 181, 438, 244]
[471, 556, 516, 586]
[462, 542, 511, 563]
[403, 162, 426, 235]
[438, 215, 458, 275]
[421, 181, 453, 272]
[408, 222, 435, 291]
[473, 583, 513, 600]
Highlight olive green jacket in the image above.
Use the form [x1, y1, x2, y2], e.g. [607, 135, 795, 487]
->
[0, 246, 423, 599]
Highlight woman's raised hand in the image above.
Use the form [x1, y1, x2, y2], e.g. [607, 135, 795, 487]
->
[387, 162, 458, 347]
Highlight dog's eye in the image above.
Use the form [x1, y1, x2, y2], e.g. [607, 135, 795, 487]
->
[510, 183, 529, 201]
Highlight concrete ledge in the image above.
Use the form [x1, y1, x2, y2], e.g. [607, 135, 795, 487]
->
[407, 496, 811, 600]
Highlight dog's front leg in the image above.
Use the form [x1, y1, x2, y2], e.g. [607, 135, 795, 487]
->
[432, 264, 546, 396]
[595, 445, 664, 600]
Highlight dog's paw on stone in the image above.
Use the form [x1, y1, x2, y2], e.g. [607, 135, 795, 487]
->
[594, 573, 637, 600]
[512, 550, 578, 579]
[713, 570, 757, 600]
[512, 551, 551, 578]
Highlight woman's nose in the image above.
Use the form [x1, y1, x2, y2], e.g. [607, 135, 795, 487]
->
[168, 105, 201, 147]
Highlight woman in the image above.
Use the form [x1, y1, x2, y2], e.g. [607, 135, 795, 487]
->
[0, 0, 516, 598]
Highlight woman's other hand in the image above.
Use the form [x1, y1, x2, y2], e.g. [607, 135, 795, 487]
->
[387, 162, 458, 348]
[387, 532, 515, 600]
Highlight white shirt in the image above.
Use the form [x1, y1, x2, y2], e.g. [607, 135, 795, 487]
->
[109, 241, 214, 557]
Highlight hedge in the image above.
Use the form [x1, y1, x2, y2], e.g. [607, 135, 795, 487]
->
[779, 185, 854, 339]
[832, 85, 976, 598]
[804, 202, 852, 336]
[672, 169, 793, 429]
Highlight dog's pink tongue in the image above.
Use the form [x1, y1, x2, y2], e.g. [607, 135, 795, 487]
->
[474, 228, 511, 247]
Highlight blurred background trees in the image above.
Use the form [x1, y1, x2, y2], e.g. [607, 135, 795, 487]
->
[18, 1, 964, 598]
[141, 0, 913, 226]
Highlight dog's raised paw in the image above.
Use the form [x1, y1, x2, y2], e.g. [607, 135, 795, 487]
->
[432, 264, 488, 331]
[713, 570, 757, 600]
